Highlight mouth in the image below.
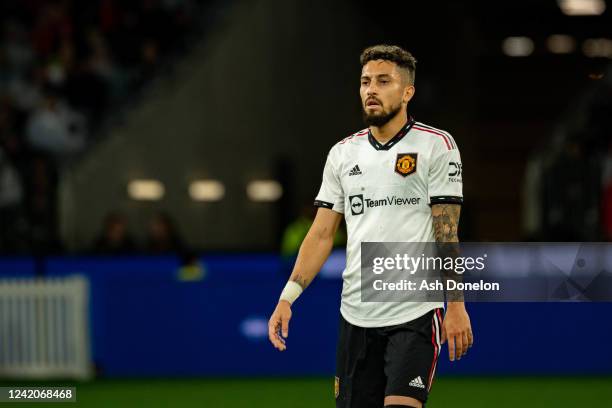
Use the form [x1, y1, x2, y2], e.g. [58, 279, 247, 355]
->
[366, 99, 381, 108]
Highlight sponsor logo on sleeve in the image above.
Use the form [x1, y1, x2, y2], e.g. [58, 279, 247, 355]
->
[448, 161, 462, 182]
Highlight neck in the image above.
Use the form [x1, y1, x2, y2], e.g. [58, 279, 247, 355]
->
[369, 110, 407, 144]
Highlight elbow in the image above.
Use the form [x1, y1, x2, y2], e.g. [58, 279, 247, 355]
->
[308, 226, 335, 247]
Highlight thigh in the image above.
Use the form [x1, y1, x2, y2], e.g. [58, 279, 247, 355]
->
[383, 308, 443, 404]
[336, 315, 386, 408]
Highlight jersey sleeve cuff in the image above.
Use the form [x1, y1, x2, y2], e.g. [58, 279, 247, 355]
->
[429, 195, 463, 205]
[314, 199, 334, 209]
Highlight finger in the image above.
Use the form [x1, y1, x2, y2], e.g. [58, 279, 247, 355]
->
[281, 315, 290, 338]
[440, 324, 447, 345]
[268, 319, 284, 350]
[462, 332, 469, 355]
[272, 329, 285, 351]
[447, 334, 455, 361]
[269, 329, 282, 350]
[468, 329, 474, 348]
[268, 320, 278, 346]
[455, 334, 464, 360]
[275, 330, 287, 351]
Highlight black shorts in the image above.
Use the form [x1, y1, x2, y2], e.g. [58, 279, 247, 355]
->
[335, 308, 444, 408]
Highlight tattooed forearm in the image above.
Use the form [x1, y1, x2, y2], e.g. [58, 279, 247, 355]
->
[432, 204, 463, 301]
[432, 204, 460, 243]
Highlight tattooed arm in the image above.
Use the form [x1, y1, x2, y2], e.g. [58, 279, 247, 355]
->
[431, 203, 474, 361]
[288, 207, 343, 289]
[432, 203, 462, 299]
[268, 207, 343, 351]
[431, 203, 461, 244]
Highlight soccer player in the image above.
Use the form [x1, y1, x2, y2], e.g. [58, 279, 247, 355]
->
[268, 44, 473, 408]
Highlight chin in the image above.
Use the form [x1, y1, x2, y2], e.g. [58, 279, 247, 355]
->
[365, 112, 386, 121]
[365, 108, 383, 117]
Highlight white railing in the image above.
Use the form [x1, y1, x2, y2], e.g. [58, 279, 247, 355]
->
[0, 276, 91, 379]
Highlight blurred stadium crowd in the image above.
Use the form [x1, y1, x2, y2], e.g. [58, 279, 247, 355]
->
[93, 211, 185, 255]
[0, 0, 204, 254]
[525, 72, 612, 242]
[0, 0, 611, 256]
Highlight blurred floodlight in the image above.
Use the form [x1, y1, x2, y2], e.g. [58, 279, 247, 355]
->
[502, 37, 534, 57]
[247, 180, 283, 202]
[558, 0, 606, 15]
[588, 72, 605, 79]
[240, 317, 268, 340]
[189, 180, 225, 201]
[127, 179, 165, 201]
[583, 38, 612, 58]
[547, 35, 576, 54]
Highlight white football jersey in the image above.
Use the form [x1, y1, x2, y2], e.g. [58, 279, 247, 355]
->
[314, 117, 463, 327]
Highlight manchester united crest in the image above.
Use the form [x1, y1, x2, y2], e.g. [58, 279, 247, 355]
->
[395, 153, 418, 177]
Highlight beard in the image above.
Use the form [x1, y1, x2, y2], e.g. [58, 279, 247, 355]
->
[362, 101, 403, 127]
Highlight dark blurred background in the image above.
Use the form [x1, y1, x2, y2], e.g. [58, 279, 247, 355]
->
[0, 0, 610, 256]
[0, 1, 611, 407]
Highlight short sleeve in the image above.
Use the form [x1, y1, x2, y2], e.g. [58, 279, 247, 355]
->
[428, 138, 463, 206]
[314, 149, 345, 213]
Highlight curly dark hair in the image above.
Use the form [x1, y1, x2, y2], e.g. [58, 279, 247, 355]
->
[359, 44, 416, 84]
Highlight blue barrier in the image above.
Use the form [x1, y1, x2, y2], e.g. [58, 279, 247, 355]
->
[0, 257, 36, 277]
[0, 255, 609, 377]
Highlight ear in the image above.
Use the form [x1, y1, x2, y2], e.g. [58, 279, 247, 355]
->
[403, 85, 415, 104]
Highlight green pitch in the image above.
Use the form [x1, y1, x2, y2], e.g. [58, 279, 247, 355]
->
[1, 377, 610, 407]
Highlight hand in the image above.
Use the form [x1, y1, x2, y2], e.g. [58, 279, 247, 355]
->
[441, 303, 473, 361]
[268, 300, 292, 351]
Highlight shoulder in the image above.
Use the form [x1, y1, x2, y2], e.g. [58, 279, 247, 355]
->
[327, 127, 369, 158]
[411, 121, 458, 151]
[335, 127, 369, 147]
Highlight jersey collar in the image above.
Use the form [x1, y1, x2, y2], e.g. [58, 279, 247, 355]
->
[367, 116, 416, 151]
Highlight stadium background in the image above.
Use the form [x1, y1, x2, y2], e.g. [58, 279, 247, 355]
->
[0, 0, 611, 407]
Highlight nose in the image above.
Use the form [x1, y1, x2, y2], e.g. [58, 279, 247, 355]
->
[366, 83, 378, 95]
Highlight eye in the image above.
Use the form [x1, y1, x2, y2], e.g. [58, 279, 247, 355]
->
[380, 80, 389, 84]
[361, 80, 369, 86]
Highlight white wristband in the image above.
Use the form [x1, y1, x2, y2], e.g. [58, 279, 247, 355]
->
[279, 281, 303, 304]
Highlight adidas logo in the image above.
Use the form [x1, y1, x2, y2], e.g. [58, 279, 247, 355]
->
[348, 165, 362, 176]
[409, 376, 425, 389]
